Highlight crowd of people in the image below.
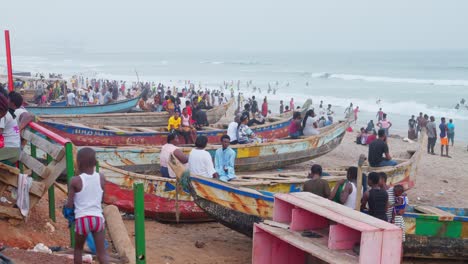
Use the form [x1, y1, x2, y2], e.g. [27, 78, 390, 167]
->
[303, 163, 407, 241]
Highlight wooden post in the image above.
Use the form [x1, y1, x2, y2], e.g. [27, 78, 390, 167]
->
[65, 142, 75, 247]
[134, 183, 146, 264]
[355, 154, 366, 211]
[30, 143, 38, 179]
[47, 153, 56, 222]
[4, 30, 14, 92]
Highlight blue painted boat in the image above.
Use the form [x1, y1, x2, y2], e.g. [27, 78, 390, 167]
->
[50, 100, 67, 107]
[26, 96, 140, 115]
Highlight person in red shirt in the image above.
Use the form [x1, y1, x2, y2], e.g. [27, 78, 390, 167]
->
[185, 100, 193, 117]
[261, 97, 268, 117]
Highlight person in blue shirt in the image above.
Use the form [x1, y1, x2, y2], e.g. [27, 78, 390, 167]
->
[447, 119, 455, 147]
[214, 135, 237, 182]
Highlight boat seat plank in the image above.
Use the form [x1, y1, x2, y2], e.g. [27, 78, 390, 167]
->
[21, 130, 65, 160]
[414, 205, 455, 218]
[102, 126, 128, 132]
[256, 223, 358, 264]
[135, 127, 158, 133]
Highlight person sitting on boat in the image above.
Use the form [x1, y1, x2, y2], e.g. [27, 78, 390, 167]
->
[302, 109, 319, 136]
[193, 106, 209, 130]
[237, 114, 261, 144]
[8, 91, 34, 132]
[160, 133, 188, 178]
[330, 166, 362, 209]
[289, 111, 303, 139]
[188, 136, 219, 179]
[303, 164, 330, 199]
[66, 89, 76, 106]
[138, 95, 151, 111]
[227, 114, 241, 145]
[103, 87, 114, 104]
[181, 107, 197, 144]
[168, 111, 182, 135]
[368, 129, 397, 167]
[215, 135, 236, 182]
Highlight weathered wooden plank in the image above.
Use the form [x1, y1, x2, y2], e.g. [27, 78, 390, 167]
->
[0, 170, 46, 198]
[21, 130, 65, 160]
[135, 127, 158, 133]
[102, 126, 128, 132]
[0, 206, 23, 220]
[0, 163, 20, 175]
[414, 205, 455, 216]
[19, 152, 51, 179]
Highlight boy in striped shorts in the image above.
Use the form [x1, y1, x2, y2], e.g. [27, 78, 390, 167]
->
[66, 148, 108, 264]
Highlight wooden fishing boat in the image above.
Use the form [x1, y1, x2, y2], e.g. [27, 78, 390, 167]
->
[38, 98, 312, 146]
[38, 97, 236, 127]
[403, 205, 467, 259]
[167, 131, 424, 235]
[99, 163, 211, 223]
[26, 96, 141, 115]
[93, 116, 350, 171]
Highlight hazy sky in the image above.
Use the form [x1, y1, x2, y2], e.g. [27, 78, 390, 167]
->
[1, 0, 467, 53]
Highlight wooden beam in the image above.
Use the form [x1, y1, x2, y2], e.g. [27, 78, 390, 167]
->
[414, 205, 455, 219]
[19, 152, 50, 179]
[0, 170, 46, 198]
[102, 126, 128, 132]
[22, 130, 65, 160]
[135, 127, 158, 133]
[0, 206, 23, 220]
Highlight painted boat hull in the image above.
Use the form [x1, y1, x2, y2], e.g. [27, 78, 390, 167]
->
[403, 206, 468, 259]
[38, 98, 311, 146]
[38, 97, 235, 127]
[26, 96, 140, 115]
[102, 166, 211, 223]
[93, 119, 350, 172]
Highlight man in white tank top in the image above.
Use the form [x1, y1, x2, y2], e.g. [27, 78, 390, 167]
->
[65, 148, 108, 263]
[330, 166, 362, 209]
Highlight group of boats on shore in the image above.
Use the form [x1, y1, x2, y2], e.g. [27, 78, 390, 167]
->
[24, 92, 467, 260]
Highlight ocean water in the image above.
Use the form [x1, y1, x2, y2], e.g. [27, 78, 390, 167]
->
[2, 50, 467, 142]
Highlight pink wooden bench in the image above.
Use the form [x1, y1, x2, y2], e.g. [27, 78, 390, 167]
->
[252, 192, 402, 264]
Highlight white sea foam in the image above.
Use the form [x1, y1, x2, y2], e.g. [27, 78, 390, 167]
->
[312, 72, 468, 87]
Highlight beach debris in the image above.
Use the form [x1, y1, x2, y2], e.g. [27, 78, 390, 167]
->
[45, 222, 55, 233]
[0, 197, 12, 204]
[31, 243, 52, 254]
[195, 240, 206, 248]
[442, 180, 448, 183]
[103, 205, 136, 264]
[402, 137, 414, 143]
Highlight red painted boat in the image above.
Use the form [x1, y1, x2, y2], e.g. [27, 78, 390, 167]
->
[39, 99, 312, 146]
[101, 164, 211, 222]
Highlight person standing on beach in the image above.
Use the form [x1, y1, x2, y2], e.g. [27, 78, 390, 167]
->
[261, 97, 268, 117]
[426, 116, 437, 154]
[65, 148, 108, 264]
[353, 106, 359, 123]
[408, 115, 417, 140]
[279, 100, 284, 114]
[376, 108, 384, 122]
[416, 112, 424, 137]
[447, 119, 455, 146]
[290, 98, 295, 110]
[439, 117, 450, 157]
[361, 172, 388, 221]
[303, 164, 331, 199]
[366, 120, 376, 134]
[326, 104, 334, 123]
[344, 103, 353, 118]
[377, 113, 392, 136]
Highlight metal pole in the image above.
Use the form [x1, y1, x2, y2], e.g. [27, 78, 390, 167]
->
[46, 153, 56, 222]
[4, 30, 14, 92]
[30, 143, 37, 179]
[133, 182, 146, 264]
[65, 142, 75, 247]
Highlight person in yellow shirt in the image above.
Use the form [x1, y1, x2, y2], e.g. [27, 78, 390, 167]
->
[167, 112, 182, 134]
